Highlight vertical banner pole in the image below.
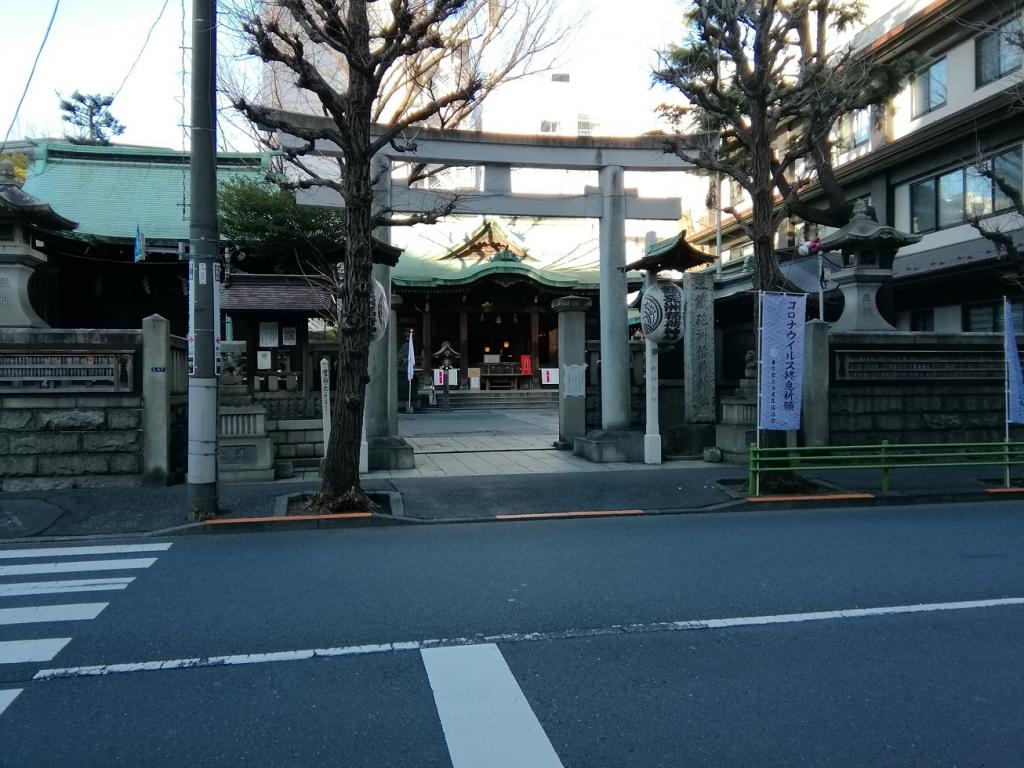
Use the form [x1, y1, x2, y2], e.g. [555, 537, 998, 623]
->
[755, 290, 763, 497]
[1005, 296, 1012, 487]
[407, 330, 414, 414]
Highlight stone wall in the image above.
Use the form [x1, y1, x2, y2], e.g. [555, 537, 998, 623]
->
[583, 340, 694, 453]
[825, 331, 1008, 446]
[0, 394, 143, 491]
[830, 384, 1005, 445]
[267, 418, 325, 462]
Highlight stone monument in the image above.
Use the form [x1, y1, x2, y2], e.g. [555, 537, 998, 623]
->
[0, 159, 76, 327]
[820, 200, 921, 332]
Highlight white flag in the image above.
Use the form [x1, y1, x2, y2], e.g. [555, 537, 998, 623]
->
[407, 331, 415, 382]
[1004, 298, 1024, 424]
[758, 293, 807, 431]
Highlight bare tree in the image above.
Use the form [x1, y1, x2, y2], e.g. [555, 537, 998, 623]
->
[966, 10, 1024, 280]
[228, 0, 571, 512]
[653, 0, 918, 291]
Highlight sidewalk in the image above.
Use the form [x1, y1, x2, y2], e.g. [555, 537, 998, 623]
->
[2, 409, 1023, 539]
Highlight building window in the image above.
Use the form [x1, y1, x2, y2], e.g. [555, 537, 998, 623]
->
[909, 147, 1024, 233]
[964, 300, 1024, 332]
[912, 58, 947, 117]
[976, 16, 1023, 86]
[839, 108, 871, 150]
[994, 146, 1023, 210]
[540, 120, 560, 133]
[550, 73, 570, 83]
[910, 309, 935, 332]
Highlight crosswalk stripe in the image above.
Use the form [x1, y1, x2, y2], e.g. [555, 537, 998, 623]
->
[421, 643, 564, 768]
[0, 558, 157, 577]
[0, 689, 22, 716]
[0, 578, 134, 597]
[0, 638, 71, 664]
[0, 603, 108, 626]
[0, 543, 171, 560]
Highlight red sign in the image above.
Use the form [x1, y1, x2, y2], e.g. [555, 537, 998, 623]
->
[520, 354, 532, 376]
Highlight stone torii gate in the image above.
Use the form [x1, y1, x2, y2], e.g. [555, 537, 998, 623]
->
[275, 115, 696, 467]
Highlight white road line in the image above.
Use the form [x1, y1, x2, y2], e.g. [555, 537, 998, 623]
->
[34, 596, 1024, 681]
[0, 689, 22, 716]
[0, 578, 134, 597]
[0, 638, 71, 664]
[422, 643, 564, 768]
[0, 603, 108, 626]
[0, 543, 171, 560]
[0, 558, 157, 577]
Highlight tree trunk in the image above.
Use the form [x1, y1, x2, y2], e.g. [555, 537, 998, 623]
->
[313, 0, 378, 513]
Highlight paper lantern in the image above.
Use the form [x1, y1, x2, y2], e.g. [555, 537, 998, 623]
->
[641, 281, 685, 344]
[370, 279, 389, 342]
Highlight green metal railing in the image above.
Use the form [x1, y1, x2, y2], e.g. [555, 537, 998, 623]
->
[748, 440, 1024, 494]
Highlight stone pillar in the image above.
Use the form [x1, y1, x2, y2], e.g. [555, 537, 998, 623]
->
[459, 310, 469, 382]
[365, 261, 392, 441]
[422, 306, 431, 372]
[802, 319, 830, 446]
[366, 154, 413, 470]
[683, 270, 716, 423]
[552, 296, 591, 449]
[598, 165, 629, 430]
[643, 270, 661, 465]
[388, 294, 401, 437]
[530, 310, 540, 384]
[142, 314, 171, 486]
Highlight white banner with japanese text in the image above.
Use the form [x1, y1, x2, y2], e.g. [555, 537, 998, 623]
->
[758, 293, 807, 431]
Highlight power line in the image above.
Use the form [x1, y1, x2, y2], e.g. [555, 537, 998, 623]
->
[112, 0, 173, 102]
[1, 0, 60, 154]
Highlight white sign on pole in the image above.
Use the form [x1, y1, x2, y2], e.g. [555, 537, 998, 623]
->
[758, 293, 807, 431]
[187, 262, 195, 376]
[1004, 298, 1024, 424]
[320, 358, 332, 455]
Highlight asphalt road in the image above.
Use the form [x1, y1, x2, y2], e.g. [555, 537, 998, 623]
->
[1, 500, 1023, 766]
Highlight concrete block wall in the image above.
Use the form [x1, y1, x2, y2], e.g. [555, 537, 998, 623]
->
[0, 395, 144, 491]
[829, 384, 1005, 445]
[267, 418, 325, 461]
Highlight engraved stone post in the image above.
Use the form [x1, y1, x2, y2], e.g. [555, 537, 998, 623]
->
[552, 296, 591, 449]
[683, 270, 716, 423]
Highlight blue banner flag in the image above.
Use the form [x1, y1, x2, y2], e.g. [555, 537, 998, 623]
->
[1004, 298, 1024, 424]
[758, 293, 807, 431]
[133, 225, 145, 263]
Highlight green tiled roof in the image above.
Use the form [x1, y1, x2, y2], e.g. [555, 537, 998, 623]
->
[23, 142, 272, 241]
[393, 249, 602, 289]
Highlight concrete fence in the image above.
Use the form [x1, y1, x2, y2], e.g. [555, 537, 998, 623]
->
[0, 316, 187, 491]
[802, 329, 1011, 447]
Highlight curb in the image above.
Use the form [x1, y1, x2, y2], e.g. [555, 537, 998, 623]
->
[2, 486, 1022, 544]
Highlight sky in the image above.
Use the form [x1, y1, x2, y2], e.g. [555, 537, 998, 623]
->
[0, 0, 691, 153]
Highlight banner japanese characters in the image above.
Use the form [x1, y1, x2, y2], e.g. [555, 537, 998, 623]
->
[1004, 298, 1024, 424]
[758, 293, 807, 431]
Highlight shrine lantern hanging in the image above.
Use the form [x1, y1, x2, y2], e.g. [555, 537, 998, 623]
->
[640, 280, 684, 345]
[370, 279, 389, 342]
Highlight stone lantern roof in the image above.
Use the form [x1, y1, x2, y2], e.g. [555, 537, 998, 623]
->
[0, 159, 77, 231]
[818, 199, 920, 253]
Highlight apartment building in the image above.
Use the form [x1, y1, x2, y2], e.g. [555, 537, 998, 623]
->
[695, 0, 1024, 341]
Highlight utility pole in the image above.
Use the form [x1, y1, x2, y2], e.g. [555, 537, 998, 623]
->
[187, 0, 218, 519]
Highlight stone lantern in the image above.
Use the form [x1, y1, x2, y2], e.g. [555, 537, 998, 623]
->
[819, 199, 920, 332]
[0, 159, 77, 327]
